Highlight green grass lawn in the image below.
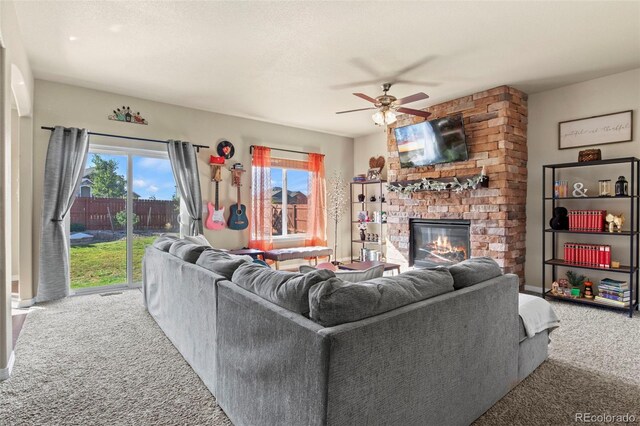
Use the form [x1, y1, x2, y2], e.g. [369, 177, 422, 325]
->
[70, 235, 156, 289]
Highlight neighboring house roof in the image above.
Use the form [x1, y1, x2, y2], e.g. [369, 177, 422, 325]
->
[271, 189, 307, 205]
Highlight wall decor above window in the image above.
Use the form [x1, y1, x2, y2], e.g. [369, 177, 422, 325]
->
[558, 110, 632, 150]
[108, 106, 148, 125]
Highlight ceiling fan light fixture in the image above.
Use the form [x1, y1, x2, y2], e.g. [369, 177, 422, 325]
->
[372, 109, 397, 126]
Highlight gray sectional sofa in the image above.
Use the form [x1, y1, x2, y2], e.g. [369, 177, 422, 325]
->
[143, 239, 552, 426]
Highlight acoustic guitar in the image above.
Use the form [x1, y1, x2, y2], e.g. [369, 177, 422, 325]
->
[227, 168, 248, 230]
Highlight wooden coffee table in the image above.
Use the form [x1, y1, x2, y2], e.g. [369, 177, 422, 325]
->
[338, 261, 401, 275]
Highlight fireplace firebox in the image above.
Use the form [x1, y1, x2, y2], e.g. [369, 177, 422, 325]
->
[409, 219, 471, 268]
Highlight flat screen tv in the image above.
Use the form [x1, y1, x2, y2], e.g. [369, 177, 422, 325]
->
[394, 113, 468, 168]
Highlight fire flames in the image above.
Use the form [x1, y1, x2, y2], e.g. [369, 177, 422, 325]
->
[423, 234, 467, 264]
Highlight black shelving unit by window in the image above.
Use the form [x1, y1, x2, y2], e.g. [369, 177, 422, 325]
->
[542, 157, 640, 317]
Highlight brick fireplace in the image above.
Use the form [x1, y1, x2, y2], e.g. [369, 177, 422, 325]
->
[386, 85, 528, 284]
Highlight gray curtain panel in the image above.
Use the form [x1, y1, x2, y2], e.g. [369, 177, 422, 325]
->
[167, 140, 203, 236]
[37, 127, 90, 302]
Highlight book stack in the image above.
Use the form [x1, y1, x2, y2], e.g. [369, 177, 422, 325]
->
[563, 243, 611, 268]
[595, 278, 632, 307]
[568, 210, 606, 232]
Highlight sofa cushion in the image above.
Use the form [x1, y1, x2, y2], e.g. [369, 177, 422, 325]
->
[232, 263, 335, 314]
[308, 268, 454, 327]
[449, 257, 503, 290]
[184, 234, 212, 247]
[168, 240, 210, 263]
[299, 264, 384, 282]
[196, 250, 253, 280]
[152, 235, 179, 252]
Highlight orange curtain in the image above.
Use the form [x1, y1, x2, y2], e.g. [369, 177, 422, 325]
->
[249, 146, 273, 251]
[305, 153, 327, 247]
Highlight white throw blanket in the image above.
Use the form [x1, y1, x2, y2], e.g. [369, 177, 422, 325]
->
[519, 293, 560, 338]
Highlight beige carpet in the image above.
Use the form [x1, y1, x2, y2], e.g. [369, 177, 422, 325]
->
[1, 290, 639, 425]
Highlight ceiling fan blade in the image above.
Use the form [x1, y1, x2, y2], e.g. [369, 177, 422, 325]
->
[396, 107, 432, 119]
[394, 79, 441, 87]
[394, 92, 429, 106]
[349, 58, 380, 78]
[335, 107, 377, 114]
[330, 78, 383, 90]
[353, 93, 379, 104]
[393, 55, 437, 79]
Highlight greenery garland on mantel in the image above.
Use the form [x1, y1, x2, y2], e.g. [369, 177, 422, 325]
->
[387, 169, 488, 195]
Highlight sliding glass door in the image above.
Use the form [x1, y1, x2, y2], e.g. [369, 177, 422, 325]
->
[131, 155, 179, 284]
[69, 147, 179, 292]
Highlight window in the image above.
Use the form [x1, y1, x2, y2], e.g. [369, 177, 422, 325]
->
[271, 167, 309, 237]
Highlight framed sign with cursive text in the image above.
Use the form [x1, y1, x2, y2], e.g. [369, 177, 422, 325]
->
[559, 110, 633, 150]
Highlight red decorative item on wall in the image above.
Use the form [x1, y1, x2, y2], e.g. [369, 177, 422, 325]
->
[209, 155, 225, 165]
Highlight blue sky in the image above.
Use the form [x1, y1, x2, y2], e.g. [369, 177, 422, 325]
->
[88, 154, 308, 200]
[88, 153, 177, 200]
[271, 168, 309, 194]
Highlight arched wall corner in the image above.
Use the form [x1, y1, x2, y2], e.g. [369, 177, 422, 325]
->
[10, 64, 31, 117]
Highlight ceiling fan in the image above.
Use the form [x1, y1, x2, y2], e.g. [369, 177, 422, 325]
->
[336, 83, 432, 126]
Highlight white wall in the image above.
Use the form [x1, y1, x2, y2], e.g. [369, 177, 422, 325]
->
[31, 80, 354, 293]
[0, 0, 35, 379]
[10, 108, 18, 280]
[353, 129, 388, 179]
[526, 68, 640, 291]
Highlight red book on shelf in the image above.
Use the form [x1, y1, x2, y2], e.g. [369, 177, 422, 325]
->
[578, 211, 584, 231]
[591, 211, 597, 232]
[568, 211, 572, 230]
[568, 210, 575, 230]
[577, 243, 582, 264]
[565, 243, 575, 263]
[605, 245, 611, 268]
[591, 244, 598, 267]
[599, 245, 606, 268]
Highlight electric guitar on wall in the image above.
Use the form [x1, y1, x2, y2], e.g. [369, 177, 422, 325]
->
[227, 167, 248, 231]
[205, 164, 225, 230]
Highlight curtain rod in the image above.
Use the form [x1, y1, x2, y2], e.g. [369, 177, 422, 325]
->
[41, 126, 210, 152]
[249, 145, 324, 157]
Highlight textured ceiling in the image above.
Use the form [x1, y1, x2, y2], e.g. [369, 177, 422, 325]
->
[13, 1, 640, 137]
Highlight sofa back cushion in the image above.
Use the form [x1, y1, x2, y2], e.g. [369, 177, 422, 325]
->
[152, 235, 179, 252]
[196, 250, 253, 280]
[308, 268, 454, 327]
[232, 263, 335, 315]
[168, 240, 210, 263]
[183, 234, 213, 247]
[449, 257, 503, 290]
[299, 264, 384, 282]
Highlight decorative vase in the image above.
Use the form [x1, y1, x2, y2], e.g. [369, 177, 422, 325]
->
[615, 176, 628, 196]
[357, 194, 365, 202]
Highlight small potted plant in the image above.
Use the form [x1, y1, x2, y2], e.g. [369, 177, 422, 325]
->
[566, 270, 586, 298]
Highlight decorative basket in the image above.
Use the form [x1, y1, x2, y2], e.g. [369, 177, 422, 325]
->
[578, 149, 601, 162]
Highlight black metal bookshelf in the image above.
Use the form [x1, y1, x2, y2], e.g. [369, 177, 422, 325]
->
[542, 157, 640, 317]
[350, 180, 387, 262]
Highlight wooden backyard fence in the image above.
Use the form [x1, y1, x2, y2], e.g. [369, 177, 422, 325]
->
[70, 197, 178, 230]
[272, 204, 308, 234]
